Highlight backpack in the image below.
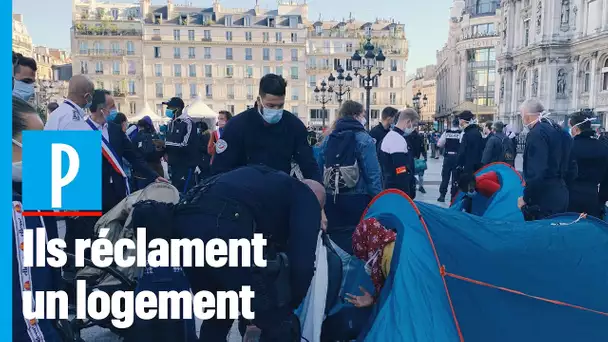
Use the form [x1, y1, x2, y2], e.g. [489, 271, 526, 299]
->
[500, 136, 516, 165]
[323, 130, 360, 195]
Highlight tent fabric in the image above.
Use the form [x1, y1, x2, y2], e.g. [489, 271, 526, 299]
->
[358, 189, 608, 342]
[184, 97, 217, 119]
[130, 103, 164, 123]
[451, 162, 525, 222]
[298, 231, 328, 342]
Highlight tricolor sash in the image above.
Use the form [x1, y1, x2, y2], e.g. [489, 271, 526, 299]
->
[85, 118, 131, 195]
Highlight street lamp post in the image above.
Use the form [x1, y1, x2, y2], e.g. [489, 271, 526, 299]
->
[351, 34, 386, 130]
[313, 79, 333, 129]
[413, 90, 428, 129]
[327, 66, 353, 106]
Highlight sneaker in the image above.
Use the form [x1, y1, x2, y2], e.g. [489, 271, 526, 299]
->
[437, 195, 445, 202]
[419, 186, 426, 194]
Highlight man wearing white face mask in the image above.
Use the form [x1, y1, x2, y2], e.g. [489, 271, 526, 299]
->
[517, 99, 572, 220]
[11, 96, 64, 342]
[12, 56, 37, 102]
[211, 74, 321, 182]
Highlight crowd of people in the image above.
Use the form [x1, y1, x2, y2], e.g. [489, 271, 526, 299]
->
[11, 61, 608, 342]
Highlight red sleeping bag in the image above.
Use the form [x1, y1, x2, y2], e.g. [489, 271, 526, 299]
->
[476, 171, 500, 198]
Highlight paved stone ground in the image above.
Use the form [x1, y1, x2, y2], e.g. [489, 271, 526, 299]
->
[80, 155, 524, 341]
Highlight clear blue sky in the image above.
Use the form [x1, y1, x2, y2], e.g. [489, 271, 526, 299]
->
[13, 0, 451, 72]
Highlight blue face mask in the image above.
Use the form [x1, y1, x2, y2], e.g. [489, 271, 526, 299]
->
[165, 109, 175, 118]
[13, 80, 35, 102]
[83, 93, 93, 109]
[258, 99, 283, 124]
[107, 109, 118, 121]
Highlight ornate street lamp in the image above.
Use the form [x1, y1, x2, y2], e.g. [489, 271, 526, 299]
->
[313, 79, 333, 129]
[351, 32, 385, 130]
[412, 90, 428, 111]
[327, 66, 352, 106]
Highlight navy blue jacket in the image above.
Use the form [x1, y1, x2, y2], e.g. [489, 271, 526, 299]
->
[457, 124, 484, 173]
[12, 185, 61, 342]
[165, 114, 199, 168]
[369, 123, 390, 151]
[523, 120, 572, 205]
[211, 108, 321, 182]
[206, 165, 321, 307]
[567, 131, 608, 217]
[379, 127, 416, 198]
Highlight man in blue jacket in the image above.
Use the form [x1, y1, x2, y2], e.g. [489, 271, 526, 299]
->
[173, 165, 324, 341]
[211, 74, 321, 182]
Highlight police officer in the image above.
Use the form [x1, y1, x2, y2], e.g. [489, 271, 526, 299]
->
[566, 111, 608, 218]
[211, 74, 321, 182]
[517, 99, 572, 220]
[379, 108, 419, 199]
[436, 118, 461, 202]
[164, 97, 199, 193]
[173, 165, 324, 341]
[455, 110, 484, 178]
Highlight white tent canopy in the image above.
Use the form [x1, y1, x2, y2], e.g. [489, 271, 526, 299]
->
[184, 96, 217, 119]
[129, 103, 164, 123]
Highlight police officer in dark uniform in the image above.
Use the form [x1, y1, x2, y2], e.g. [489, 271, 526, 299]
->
[455, 110, 484, 181]
[173, 165, 324, 341]
[164, 97, 199, 193]
[517, 99, 572, 220]
[436, 118, 462, 202]
[211, 74, 321, 182]
[566, 111, 608, 218]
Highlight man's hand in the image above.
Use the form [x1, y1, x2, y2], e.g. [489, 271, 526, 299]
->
[156, 177, 169, 183]
[517, 196, 526, 209]
[345, 286, 374, 308]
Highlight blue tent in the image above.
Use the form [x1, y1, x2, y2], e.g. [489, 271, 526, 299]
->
[451, 162, 525, 222]
[358, 189, 608, 342]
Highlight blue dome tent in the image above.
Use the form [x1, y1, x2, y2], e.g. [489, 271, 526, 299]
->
[450, 162, 525, 222]
[358, 189, 608, 342]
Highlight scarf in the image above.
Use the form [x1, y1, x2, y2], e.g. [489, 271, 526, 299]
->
[352, 217, 397, 295]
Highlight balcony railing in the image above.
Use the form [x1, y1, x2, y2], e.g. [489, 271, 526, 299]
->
[95, 70, 104, 74]
[113, 90, 126, 97]
[128, 91, 136, 96]
[74, 26, 142, 37]
[206, 94, 213, 99]
[467, 60, 497, 69]
[201, 37, 212, 42]
[458, 32, 500, 42]
[291, 75, 299, 80]
[151, 35, 162, 41]
[228, 94, 235, 99]
[247, 95, 254, 100]
[84, 49, 126, 57]
[156, 93, 164, 98]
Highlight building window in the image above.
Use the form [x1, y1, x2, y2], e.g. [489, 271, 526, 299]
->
[79, 41, 88, 54]
[291, 66, 299, 80]
[205, 65, 212, 78]
[95, 61, 103, 74]
[346, 59, 352, 71]
[225, 15, 233, 27]
[263, 48, 270, 61]
[155, 64, 162, 76]
[263, 66, 271, 75]
[276, 49, 283, 61]
[247, 84, 254, 100]
[112, 61, 120, 75]
[390, 92, 396, 105]
[126, 41, 134, 55]
[309, 75, 316, 87]
[346, 43, 353, 53]
[245, 48, 252, 60]
[291, 49, 298, 61]
[205, 84, 213, 98]
[175, 83, 183, 98]
[173, 29, 180, 41]
[583, 61, 591, 92]
[245, 31, 252, 41]
[156, 82, 163, 98]
[174, 64, 182, 77]
[128, 61, 136, 75]
[226, 31, 233, 41]
[226, 65, 234, 77]
[188, 30, 195, 41]
[226, 48, 233, 60]
[129, 102, 136, 115]
[289, 16, 298, 28]
[524, 20, 530, 47]
[174, 47, 181, 59]
[246, 66, 253, 78]
[291, 33, 298, 43]
[190, 84, 197, 98]
[602, 59, 608, 91]
[80, 61, 88, 74]
[521, 70, 528, 98]
[204, 47, 211, 59]
[227, 84, 235, 99]
[275, 32, 282, 42]
[110, 42, 120, 55]
[390, 60, 398, 72]
[389, 76, 394, 88]
[189, 64, 196, 77]
[333, 58, 341, 71]
[203, 30, 211, 40]
[276, 66, 283, 75]
[371, 109, 379, 120]
[291, 87, 299, 100]
[244, 16, 251, 27]
[263, 32, 269, 42]
[188, 47, 195, 59]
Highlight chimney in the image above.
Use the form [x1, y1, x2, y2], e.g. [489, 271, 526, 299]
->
[13, 14, 23, 22]
[167, 0, 174, 20]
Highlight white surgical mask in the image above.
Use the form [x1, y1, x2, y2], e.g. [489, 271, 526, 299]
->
[13, 80, 35, 102]
[258, 98, 283, 124]
[363, 249, 381, 276]
[358, 116, 367, 127]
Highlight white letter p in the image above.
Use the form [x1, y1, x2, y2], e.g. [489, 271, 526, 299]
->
[51, 143, 80, 209]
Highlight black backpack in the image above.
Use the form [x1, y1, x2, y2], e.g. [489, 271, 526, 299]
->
[500, 136, 515, 165]
[323, 130, 360, 195]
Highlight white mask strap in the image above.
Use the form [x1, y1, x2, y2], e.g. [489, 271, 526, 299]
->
[12, 139, 22, 148]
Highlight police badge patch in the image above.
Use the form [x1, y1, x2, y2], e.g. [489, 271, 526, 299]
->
[216, 139, 228, 154]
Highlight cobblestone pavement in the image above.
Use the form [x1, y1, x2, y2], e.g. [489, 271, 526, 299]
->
[81, 155, 524, 341]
